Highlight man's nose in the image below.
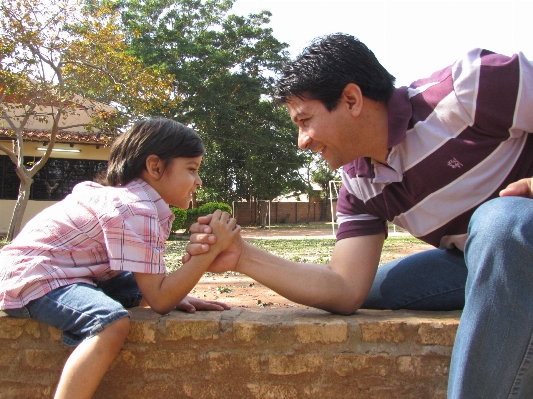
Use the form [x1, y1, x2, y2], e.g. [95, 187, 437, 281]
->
[298, 132, 312, 150]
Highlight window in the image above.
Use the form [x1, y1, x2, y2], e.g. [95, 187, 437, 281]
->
[0, 155, 108, 200]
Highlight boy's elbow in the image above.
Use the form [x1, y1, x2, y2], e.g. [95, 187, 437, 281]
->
[145, 298, 174, 315]
[152, 305, 173, 315]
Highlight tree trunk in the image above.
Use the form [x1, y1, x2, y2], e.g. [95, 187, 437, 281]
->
[7, 176, 33, 240]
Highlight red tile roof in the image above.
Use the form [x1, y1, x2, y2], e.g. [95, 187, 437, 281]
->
[0, 129, 117, 146]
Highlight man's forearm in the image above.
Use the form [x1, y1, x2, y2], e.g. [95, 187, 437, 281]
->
[237, 242, 369, 315]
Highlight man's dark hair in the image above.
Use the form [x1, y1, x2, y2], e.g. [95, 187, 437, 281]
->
[275, 33, 396, 110]
[97, 118, 205, 187]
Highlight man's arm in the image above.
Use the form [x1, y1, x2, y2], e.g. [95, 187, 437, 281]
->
[186, 216, 384, 315]
[235, 233, 384, 315]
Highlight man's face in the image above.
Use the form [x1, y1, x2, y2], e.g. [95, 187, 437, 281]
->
[286, 96, 359, 170]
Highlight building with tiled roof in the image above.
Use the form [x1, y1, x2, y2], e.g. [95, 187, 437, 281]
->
[0, 95, 117, 235]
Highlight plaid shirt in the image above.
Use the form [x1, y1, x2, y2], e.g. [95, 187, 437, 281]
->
[0, 178, 174, 309]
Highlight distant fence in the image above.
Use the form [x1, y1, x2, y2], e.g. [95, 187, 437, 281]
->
[233, 200, 335, 226]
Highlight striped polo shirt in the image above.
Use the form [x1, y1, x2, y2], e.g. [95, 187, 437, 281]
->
[336, 48, 533, 250]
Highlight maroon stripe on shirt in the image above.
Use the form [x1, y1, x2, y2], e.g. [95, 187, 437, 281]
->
[475, 51, 520, 135]
[342, 135, 533, 246]
[409, 64, 454, 89]
[419, 208, 475, 247]
[399, 126, 506, 202]
[409, 68, 454, 129]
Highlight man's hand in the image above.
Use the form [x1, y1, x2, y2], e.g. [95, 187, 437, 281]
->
[500, 178, 533, 198]
[175, 295, 231, 313]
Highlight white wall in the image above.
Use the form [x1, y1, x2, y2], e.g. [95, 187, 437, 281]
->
[0, 142, 110, 236]
[0, 200, 58, 235]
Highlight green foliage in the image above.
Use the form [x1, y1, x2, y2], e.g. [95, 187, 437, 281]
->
[170, 207, 187, 231]
[183, 207, 200, 234]
[310, 155, 342, 220]
[198, 202, 232, 215]
[0, 0, 175, 239]
[112, 0, 307, 203]
[216, 286, 232, 294]
[182, 201, 232, 233]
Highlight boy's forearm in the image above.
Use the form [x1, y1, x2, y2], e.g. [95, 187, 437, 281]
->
[144, 249, 224, 314]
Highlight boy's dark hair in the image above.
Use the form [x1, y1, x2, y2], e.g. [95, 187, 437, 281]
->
[275, 33, 396, 111]
[97, 118, 205, 187]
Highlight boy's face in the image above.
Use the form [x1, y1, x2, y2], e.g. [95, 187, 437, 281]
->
[286, 96, 361, 170]
[158, 156, 203, 209]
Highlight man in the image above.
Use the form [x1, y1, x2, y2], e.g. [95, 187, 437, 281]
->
[186, 34, 533, 397]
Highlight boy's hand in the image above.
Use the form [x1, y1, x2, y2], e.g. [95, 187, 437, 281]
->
[175, 295, 231, 313]
[208, 210, 240, 252]
[182, 213, 244, 273]
[181, 215, 215, 263]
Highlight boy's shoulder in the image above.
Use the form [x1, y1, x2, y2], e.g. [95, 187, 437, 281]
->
[71, 180, 159, 218]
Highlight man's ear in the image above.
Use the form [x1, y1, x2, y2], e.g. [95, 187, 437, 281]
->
[144, 154, 164, 180]
[342, 83, 364, 116]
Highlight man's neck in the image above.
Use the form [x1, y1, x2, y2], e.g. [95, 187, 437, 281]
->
[359, 98, 390, 165]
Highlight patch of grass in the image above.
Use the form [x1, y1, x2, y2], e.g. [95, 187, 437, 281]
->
[163, 235, 429, 273]
[246, 222, 332, 230]
[248, 238, 335, 264]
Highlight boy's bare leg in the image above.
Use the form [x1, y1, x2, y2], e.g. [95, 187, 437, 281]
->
[54, 317, 130, 399]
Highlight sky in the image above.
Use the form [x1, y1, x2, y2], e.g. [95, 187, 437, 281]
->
[231, 0, 533, 87]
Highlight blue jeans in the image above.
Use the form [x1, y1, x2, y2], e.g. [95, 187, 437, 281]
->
[362, 196, 533, 398]
[4, 271, 142, 346]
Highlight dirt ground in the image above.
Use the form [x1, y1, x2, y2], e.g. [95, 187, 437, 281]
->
[192, 225, 433, 311]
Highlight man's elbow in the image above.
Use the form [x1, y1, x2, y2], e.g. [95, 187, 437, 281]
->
[321, 293, 367, 316]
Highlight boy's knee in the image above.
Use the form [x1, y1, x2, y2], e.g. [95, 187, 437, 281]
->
[106, 316, 131, 342]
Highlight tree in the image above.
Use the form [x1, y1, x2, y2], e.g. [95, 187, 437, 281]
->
[112, 0, 307, 205]
[0, 0, 175, 239]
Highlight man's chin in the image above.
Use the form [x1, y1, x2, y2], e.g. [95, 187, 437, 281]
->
[324, 158, 342, 170]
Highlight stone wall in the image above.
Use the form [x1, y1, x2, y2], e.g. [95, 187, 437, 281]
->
[0, 307, 461, 399]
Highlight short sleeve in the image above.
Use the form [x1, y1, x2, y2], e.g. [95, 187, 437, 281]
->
[336, 184, 388, 241]
[104, 214, 167, 274]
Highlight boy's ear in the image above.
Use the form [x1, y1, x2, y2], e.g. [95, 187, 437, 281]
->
[144, 154, 164, 180]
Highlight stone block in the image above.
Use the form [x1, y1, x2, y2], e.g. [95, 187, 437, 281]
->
[294, 317, 348, 343]
[268, 353, 324, 375]
[0, 307, 461, 399]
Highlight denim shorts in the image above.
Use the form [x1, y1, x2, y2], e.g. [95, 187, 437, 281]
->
[4, 271, 142, 346]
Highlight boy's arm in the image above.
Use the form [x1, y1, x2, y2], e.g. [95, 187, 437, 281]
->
[134, 210, 240, 314]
